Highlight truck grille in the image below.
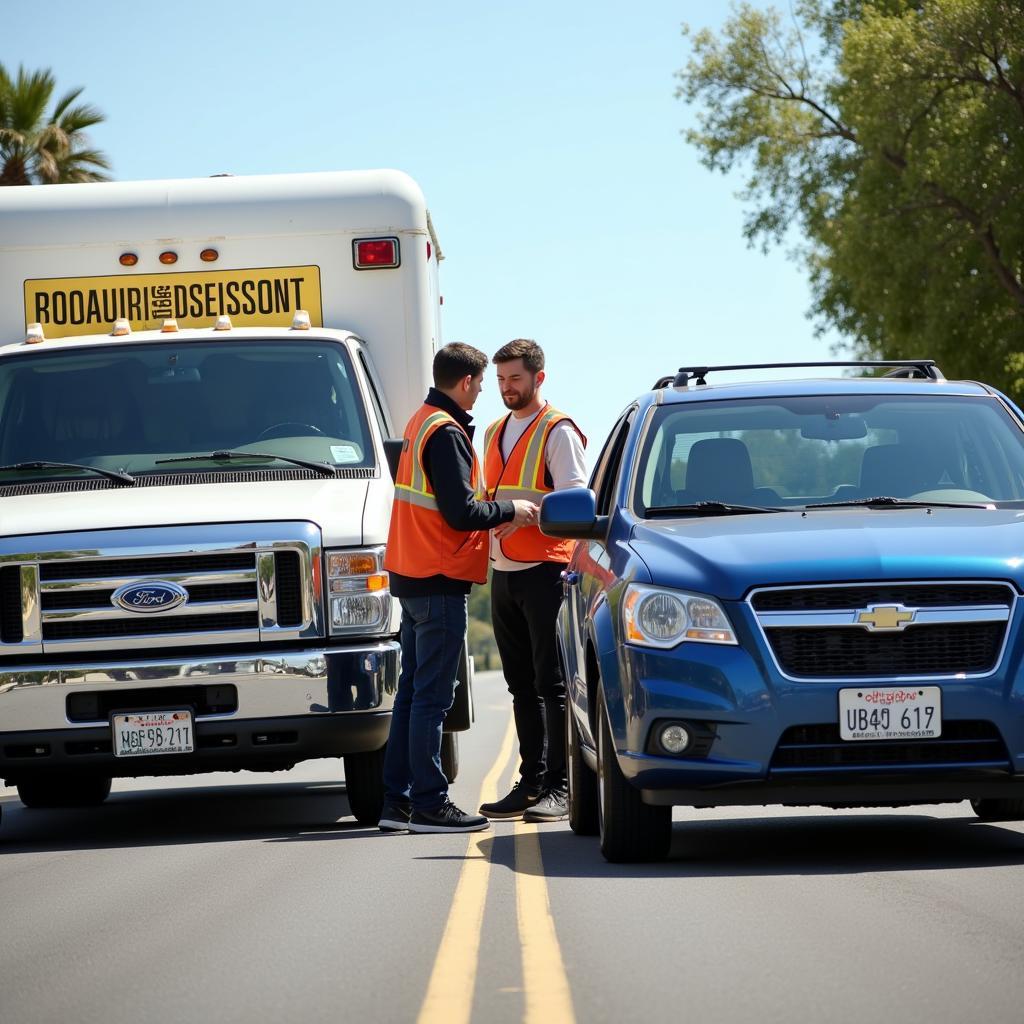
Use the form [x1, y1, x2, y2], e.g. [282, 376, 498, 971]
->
[0, 523, 323, 656]
[770, 720, 1010, 771]
[750, 581, 1014, 680]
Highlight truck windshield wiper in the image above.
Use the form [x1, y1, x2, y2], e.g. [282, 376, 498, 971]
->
[154, 450, 337, 477]
[645, 501, 785, 517]
[805, 496, 991, 510]
[0, 461, 135, 485]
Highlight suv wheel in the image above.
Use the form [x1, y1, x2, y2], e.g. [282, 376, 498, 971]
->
[344, 746, 386, 825]
[567, 703, 598, 835]
[18, 775, 112, 809]
[597, 698, 671, 862]
[971, 798, 1024, 821]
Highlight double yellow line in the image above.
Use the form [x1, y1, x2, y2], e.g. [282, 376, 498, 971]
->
[417, 713, 575, 1024]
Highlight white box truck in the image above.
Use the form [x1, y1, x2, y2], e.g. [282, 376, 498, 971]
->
[0, 170, 469, 822]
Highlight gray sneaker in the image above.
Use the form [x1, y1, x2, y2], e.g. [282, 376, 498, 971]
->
[523, 788, 568, 822]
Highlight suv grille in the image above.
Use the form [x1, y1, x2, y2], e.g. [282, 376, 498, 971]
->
[770, 720, 1010, 771]
[751, 581, 1014, 679]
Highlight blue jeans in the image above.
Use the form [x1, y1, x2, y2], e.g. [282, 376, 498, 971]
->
[383, 594, 467, 812]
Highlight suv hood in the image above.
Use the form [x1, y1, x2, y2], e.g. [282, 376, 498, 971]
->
[0, 478, 371, 547]
[630, 507, 1024, 599]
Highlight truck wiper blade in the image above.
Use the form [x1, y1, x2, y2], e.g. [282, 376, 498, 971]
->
[154, 450, 337, 477]
[0, 461, 135, 485]
[805, 496, 991, 510]
[646, 501, 784, 517]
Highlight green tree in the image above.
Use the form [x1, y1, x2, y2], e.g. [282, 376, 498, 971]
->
[676, 1, 1024, 396]
[0, 64, 110, 185]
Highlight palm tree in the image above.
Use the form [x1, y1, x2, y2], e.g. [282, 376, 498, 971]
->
[0, 64, 111, 185]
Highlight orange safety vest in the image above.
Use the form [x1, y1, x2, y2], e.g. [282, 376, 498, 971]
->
[384, 403, 489, 584]
[484, 403, 586, 565]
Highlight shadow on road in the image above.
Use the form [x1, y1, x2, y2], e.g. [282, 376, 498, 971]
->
[472, 812, 1024, 879]
[0, 782, 376, 853]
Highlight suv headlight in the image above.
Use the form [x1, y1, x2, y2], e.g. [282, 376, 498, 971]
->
[325, 547, 392, 636]
[622, 584, 736, 648]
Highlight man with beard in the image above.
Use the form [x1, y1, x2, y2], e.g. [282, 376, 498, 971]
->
[479, 339, 587, 822]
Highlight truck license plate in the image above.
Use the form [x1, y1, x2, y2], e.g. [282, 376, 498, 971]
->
[113, 710, 194, 757]
[838, 687, 941, 741]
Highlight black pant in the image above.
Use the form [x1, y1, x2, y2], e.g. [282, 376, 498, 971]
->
[490, 561, 567, 792]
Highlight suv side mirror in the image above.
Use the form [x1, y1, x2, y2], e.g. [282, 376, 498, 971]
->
[383, 438, 404, 482]
[540, 487, 608, 539]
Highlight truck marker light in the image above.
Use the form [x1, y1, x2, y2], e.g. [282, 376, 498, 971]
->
[353, 237, 399, 269]
[200, 248, 219, 263]
[291, 310, 312, 330]
[160, 318, 179, 333]
[25, 322, 45, 344]
[213, 315, 232, 331]
[159, 251, 178, 265]
[111, 318, 131, 336]
[119, 252, 138, 267]
[366, 573, 389, 592]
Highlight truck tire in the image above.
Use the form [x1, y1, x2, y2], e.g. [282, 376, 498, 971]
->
[17, 775, 112, 809]
[970, 798, 1024, 821]
[344, 746, 386, 825]
[597, 697, 671, 862]
[567, 703, 598, 836]
[441, 732, 459, 783]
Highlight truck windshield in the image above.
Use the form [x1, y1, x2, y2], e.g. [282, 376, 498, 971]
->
[0, 340, 375, 479]
[633, 394, 1024, 514]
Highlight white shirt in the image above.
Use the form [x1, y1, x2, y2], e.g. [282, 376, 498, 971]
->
[489, 408, 588, 572]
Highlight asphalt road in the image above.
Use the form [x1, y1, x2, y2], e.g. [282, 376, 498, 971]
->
[3, 669, 1024, 1024]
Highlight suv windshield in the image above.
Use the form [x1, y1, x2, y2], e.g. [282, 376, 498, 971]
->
[633, 394, 1024, 514]
[0, 340, 375, 479]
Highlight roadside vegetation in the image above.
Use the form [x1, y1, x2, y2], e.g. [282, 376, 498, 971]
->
[0, 63, 110, 185]
[677, 1, 1024, 397]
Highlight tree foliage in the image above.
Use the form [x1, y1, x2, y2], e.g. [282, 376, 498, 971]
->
[0, 63, 110, 185]
[676, 1, 1024, 396]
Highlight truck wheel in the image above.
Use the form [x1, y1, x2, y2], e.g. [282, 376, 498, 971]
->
[597, 698, 671, 862]
[567, 704, 598, 835]
[441, 732, 459, 784]
[17, 776, 112, 809]
[971, 798, 1024, 821]
[344, 746, 386, 825]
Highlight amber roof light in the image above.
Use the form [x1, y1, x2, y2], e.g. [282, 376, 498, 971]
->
[200, 248, 219, 263]
[159, 251, 178, 265]
[119, 252, 138, 267]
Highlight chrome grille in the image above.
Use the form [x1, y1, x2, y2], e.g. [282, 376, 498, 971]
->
[0, 522, 323, 657]
[749, 580, 1016, 681]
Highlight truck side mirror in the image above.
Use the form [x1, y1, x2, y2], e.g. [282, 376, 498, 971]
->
[383, 438, 404, 482]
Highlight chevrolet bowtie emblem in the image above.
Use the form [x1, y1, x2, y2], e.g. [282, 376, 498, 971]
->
[856, 604, 916, 631]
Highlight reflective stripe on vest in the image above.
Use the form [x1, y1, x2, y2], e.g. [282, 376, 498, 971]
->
[385, 404, 488, 584]
[484, 404, 585, 565]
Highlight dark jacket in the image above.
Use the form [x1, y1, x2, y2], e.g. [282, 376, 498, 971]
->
[390, 388, 514, 597]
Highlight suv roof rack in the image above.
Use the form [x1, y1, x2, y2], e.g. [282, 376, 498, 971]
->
[652, 360, 945, 389]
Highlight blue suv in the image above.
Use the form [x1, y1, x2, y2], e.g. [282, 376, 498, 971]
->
[541, 361, 1024, 862]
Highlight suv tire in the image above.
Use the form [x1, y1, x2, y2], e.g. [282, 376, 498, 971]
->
[344, 746, 386, 825]
[567, 704, 598, 835]
[970, 797, 1024, 821]
[18, 775, 112, 809]
[597, 697, 671, 862]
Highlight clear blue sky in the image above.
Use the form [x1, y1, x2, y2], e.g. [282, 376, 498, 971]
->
[3, 1, 836, 459]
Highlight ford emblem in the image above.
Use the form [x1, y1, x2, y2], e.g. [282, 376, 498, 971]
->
[111, 580, 189, 614]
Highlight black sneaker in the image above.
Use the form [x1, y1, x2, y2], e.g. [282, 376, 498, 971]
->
[378, 802, 412, 832]
[409, 800, 490, 833]
[479, 781, 542, 820]
[523, 788, 568, 823]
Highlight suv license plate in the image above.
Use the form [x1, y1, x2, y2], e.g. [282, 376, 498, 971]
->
[113, 710, 195, 757]
[838, 687, 941, 741]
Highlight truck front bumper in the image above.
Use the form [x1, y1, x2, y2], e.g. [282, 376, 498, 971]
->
[0, 642, 398, 781]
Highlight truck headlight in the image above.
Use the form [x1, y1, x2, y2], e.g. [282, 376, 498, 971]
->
[622, 584, 736, 648]
[325, 547, 393, 636]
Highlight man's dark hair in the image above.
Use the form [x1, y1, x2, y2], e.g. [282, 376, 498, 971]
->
[433, 342, 489, 388]
[493, 338, 544, 374]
